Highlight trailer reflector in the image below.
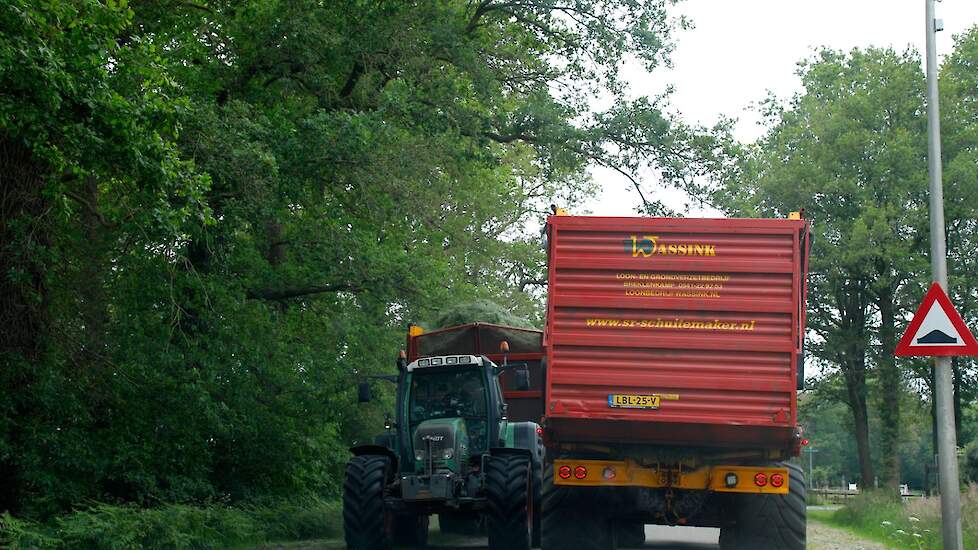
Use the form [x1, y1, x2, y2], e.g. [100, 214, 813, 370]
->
[770, 473, 785, 488]
[724, 473, 738, 488]
[558, 465, 572, 479]
[754, 473, 768, 487]
[574, 466, 588, 479]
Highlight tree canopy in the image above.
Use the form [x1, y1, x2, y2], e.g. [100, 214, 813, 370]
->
[702, 35, 978, 491]
[0, 0, 708, 517]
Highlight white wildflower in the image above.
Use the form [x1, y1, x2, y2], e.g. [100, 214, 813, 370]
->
[881, 520, 893, 526]
[908, 516, 920, 523]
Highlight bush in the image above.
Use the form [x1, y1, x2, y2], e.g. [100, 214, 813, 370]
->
[0, 498, 341, 549]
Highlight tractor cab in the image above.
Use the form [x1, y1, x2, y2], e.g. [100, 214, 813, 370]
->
[403, 355, 504, 476]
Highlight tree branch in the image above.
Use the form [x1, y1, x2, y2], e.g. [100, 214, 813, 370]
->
[339, 61, 365, 98]
[63, 189, 116, 228]
[246, 283, 362, 301]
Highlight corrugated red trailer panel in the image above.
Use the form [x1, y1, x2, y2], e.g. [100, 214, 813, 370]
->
[544, 216, 810, 451]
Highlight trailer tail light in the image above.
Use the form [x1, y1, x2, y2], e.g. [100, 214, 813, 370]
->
[769, 473, 785, 488]
[753, 473, 768, 487]
[602, 467, 616, 480]
[558, 465, 572, 479]
[574, 466, 588, 479]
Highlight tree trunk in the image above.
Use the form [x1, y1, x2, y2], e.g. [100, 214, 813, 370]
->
[845, 357, 876, 488]
[877, 288, 901, 490]
[0, 132, 49, 514]
[76, 175, 110, 366]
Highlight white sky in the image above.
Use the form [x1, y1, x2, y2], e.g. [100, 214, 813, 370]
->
[586, 0, 978, 216]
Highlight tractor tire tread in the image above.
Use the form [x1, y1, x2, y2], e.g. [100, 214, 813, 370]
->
[343, 455, 391, 550]
[486, 453, 532, 550]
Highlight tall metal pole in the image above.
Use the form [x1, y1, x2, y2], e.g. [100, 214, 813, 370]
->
[805, 447, 819, 489]
[809, 448, 813, 485]
[925, 1, 962, 548]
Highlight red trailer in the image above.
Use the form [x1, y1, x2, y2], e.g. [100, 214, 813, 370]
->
[541, 214, 811, 550]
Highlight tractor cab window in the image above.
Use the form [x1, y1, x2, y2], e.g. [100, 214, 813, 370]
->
[409, 369, 488, 451]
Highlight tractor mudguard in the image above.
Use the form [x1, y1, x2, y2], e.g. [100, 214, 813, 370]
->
[350, 444, 398, 472]
[488, 447, 531, 457]
[502, 422, 544, 464]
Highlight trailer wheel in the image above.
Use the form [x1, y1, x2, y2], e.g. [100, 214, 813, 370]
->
[719, 462, 806, 550]
[617, 521, 646, 548]
[343, 455, 393, 550]
[541, 465, 614, 550]
[391, 513, 428, 548]
[486, 453, 532, 550]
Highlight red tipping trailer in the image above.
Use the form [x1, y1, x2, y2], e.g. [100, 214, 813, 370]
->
[540, 215, 811, 550]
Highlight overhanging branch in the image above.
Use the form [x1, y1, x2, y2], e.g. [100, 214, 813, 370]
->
[246, 283, 362, 301]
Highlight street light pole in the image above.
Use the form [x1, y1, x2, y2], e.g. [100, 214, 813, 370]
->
[805, 447, 819, 489]
[924, 1, 963, 549]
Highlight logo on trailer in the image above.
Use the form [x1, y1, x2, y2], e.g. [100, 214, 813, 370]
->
[626, 235, 716, 258]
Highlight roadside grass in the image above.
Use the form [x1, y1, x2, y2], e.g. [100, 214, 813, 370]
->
[811, 484, 978, 550]
[0, 497, 342, 549]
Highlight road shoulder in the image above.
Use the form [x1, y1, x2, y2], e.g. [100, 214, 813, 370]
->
[807, 517, 892, 550]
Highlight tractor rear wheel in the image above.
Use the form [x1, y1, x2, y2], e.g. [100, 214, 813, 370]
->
[343, 455, 392, 550]
[541, 465, 614, 550]
[486, 453, 532, 550]
[719, 462, 806, 550]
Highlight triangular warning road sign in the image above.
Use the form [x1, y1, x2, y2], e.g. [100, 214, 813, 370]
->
[895, 283, 978, 357]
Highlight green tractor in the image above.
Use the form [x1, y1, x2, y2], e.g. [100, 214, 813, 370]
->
[345, 345, 544, 549]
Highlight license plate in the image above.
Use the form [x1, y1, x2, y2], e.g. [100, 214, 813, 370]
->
[608, 394, 661, 409]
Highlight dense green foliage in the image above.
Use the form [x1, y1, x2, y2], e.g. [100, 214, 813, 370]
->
[0, 0, 715, 525]
[0, 497, 340, 549]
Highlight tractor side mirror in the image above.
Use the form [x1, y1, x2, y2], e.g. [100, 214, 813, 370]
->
[500, 340, 510, 367]
[357, 382, 372, 403]
[515, 367, 531, 391]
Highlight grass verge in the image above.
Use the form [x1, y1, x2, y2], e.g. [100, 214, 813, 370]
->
[0, 497, 341, 549]
[811, 484, 978, 550]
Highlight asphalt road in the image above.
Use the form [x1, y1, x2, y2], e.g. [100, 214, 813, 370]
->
[264, 514, 880, 549]
[425, 525, 719, 549]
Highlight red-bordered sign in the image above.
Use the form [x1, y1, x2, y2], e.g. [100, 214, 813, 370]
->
[895, 283, 978, 357]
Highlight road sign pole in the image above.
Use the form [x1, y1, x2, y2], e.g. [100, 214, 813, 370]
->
[925, 1, 963, 548]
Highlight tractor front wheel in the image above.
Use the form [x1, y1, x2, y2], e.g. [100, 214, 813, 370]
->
[486, 453, 532, 550]
[343, 455, 393, 550]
